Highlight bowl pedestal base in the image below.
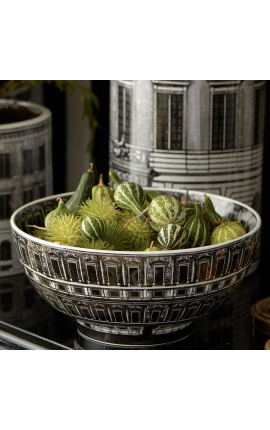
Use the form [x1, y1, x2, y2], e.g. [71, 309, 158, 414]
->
[75, 320, 193, 349]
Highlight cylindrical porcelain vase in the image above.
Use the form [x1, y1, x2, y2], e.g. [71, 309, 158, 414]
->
[0, 99, 52, 276]
[109, 80, 266, 271]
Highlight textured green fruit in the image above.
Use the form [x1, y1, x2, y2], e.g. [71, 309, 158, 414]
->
[181, 191, 195, 219]
[81, 215, 106, 241]
[114, 181, 147, 221]
[145, 244, 162, 252]
[211, 219, 247, 245]
[204, 195, 222, 225]
[92, 174, 114, 201]
[183, 202, 210, 248]
[119, 210, 157, 250]
[202, 206, 216, 233]
[158, 223, 186, 250]
[44, 197, 72, 227]
[109, 170, 123, 188]
[148, 195, 186, 227]
[65, 164, 95, 213]
[78, 197, 118, 222]
[45, 214, 83, 247]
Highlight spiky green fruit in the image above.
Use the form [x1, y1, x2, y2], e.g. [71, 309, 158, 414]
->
[45, 214, 83, 247]
[80, 238, 114, 250]
[114, 181, 147, 221]
[78, 197, 118, 222]
[183, 202, 210, 248]
[119, 210, 157, 245]
[158, 223, 186, 250]
[81, 215, 106, 241]
[211, 219, 247, 245]
[148, 195, 186, 228]
[103, 221, 134, 251]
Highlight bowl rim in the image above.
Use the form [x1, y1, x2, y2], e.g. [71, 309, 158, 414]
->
[10, 188, 262, 256]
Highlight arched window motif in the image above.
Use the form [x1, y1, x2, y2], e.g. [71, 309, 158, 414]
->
[23, 148, 34, 174]
[209, 81, 240, 150]
[39, 144, 45, 170]
[0, 153, 10, 178]
[118, 83, 133, 143]
[254, 81, 266, 147]
[153, 81, 189, 151]
[23, 188, 34, 204]
[0, 241, 11, 260]
[0, 194, 11, 219]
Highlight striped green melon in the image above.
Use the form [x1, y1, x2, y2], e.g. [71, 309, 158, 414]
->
[183, 202, 210, 248]
[114, 181, 147, 221]
[211, 220, 247, 245]
[184, 203, 195, 220]
[148, 195, 186, 227]
[158, 223, 186, 250]
[81, 215, 106, 241]
[204, 195, 222, 225]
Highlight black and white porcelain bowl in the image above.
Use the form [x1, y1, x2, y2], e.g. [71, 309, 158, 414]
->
[10, 189, 261, 347]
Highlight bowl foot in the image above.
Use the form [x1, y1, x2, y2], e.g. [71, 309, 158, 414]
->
[75, 321, 193, 349]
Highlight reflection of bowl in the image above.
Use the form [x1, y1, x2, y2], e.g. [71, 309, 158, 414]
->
[10, 189, 261, 348]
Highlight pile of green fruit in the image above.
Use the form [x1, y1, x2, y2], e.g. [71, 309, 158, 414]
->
[29, 164, 247, 251]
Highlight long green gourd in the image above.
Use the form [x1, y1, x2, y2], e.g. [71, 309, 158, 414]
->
[92, 173, 114, 201]
[204, 195, 222, 225]
[114, 181, 147, 221]
[211, 219, 247, 245]
[65, 164, 95, 214]
[109, 170, 123, 188]
[182, 190, 195, 219]
[183, 202, 210, 248]
[148, 195, 186, 227]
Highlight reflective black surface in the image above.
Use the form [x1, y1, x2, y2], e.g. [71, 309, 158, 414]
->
[0, 262, 268, 350]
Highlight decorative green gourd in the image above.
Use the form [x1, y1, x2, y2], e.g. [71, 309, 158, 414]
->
[119, 210, 157, 250]
[145, 190, 160, 203]
[210, 218, 247, 245]
[114, 181, 147, 221]
[183, 202, 210, 248]
[204, 195, 222, 225]
[148, 195, 186, 228]
[65, 163, 95, 214]
[109, 170, 123, 188]
[182, 191, 195, 219]
[92, 174, 114, 201]
[81, 215, 106, 241]
[158, 223, 186, 250]
[44, 197, 72, 228]
[202, 206, 216, 233]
